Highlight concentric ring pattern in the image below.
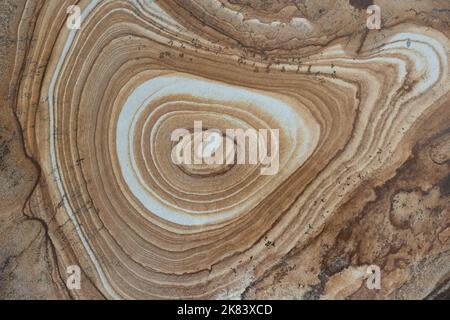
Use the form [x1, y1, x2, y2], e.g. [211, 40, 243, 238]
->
[14, 0, 450, 299]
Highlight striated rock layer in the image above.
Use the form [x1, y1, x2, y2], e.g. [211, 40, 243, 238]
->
[1, 0, 450, 299]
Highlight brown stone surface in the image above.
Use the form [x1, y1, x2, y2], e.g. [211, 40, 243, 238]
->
[0, 0, 449, 299]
